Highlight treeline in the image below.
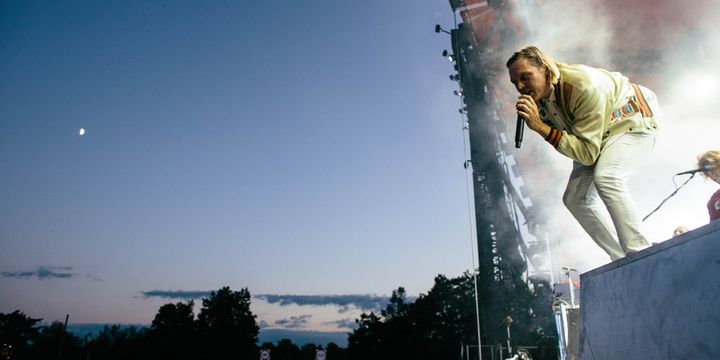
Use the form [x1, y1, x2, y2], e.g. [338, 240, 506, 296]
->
[2, 287, 266, 359]
[1, 272, 557, 360]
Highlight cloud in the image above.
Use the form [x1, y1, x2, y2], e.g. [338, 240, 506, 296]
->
[324, 318, 358, 330]
[275, 315, 312, 329]
[140, 292, 408, 314]
[255, 294, 390, 311]
[1, 266, 75, 280]
[141, 290, 212, 300]
[85, 274, 104, 282]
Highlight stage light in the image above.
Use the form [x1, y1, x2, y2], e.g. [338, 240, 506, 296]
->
[434, 24, 451, 35]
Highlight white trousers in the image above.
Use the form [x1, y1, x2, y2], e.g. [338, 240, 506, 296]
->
[563, 132, 656, 260]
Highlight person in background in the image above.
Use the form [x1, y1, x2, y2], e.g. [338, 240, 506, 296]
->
[672, 226, 688, 237]
[506, 45, 661, 260]
[697, 150, 720, 222]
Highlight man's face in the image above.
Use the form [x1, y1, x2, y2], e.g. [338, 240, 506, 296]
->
[508, 58, 551, 103]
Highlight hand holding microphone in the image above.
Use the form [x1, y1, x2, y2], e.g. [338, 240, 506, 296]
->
[515, 95, 539, 149]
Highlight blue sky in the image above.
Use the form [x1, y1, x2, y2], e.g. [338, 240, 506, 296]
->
[0, 1, 471, 329]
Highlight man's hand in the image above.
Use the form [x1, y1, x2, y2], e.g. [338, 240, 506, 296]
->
[515, 95, 550, 138]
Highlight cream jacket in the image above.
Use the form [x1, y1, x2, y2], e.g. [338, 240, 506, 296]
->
[540, 64, 659, 166]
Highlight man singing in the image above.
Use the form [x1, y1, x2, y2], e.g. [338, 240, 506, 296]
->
[506, 45, 661, 260]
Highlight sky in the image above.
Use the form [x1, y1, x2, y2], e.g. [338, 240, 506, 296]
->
[0, 1, 470, 332]
[2, 0, 720, 336]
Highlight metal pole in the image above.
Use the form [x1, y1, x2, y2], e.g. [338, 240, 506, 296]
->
[56, 314, 69, 360]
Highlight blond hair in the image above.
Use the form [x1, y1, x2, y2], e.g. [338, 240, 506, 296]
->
[697, 150, 720, 183]
[506, 45, 561, 85]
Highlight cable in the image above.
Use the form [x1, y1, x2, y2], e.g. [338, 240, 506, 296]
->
[642, 173, 697, 222]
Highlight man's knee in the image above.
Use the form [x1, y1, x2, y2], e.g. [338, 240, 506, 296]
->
[593, 172, 624, 196]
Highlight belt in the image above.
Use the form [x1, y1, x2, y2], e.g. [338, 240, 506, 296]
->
[611, 83, 654, 120]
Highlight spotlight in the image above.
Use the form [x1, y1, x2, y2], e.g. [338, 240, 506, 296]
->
[434, 24, 451, 35]
[453, 90, 463, 97]
[441, 51, 455, 62]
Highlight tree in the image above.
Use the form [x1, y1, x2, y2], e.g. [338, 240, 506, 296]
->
[409, 274, 478, 359]
[348, 274, 482, 359]
[299, 343, 319, 359]
[197, 286, 259, 359]
[381, 287, 409, 319]
[147, 300, 198, 359]
[91, 324, 148, 360]
[28, 321, 82, 360]
[326, 342, 347, 360]
[272, 338, 300, 360]
[347, 312, 385, 359]
[0, 310, 41, 360]
[347, 271, 557, 359]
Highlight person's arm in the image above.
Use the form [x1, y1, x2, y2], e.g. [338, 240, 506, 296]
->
[516, 88, 607, 165]
[555, 88, 606, 165]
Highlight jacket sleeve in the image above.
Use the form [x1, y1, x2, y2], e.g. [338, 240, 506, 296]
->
[554, 87, 607, 165]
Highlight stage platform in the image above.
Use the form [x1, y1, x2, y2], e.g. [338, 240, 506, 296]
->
[578, 220, 720, 359]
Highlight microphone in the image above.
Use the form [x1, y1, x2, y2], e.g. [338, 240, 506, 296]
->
[515, 115, 524, 149]
[675, 165, 714, 176]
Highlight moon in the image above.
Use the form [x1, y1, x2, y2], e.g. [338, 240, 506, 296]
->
[79, 128, 85, 136]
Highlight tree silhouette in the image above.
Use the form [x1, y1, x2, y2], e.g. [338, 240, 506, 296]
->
[270, 338, 300, 359]
[91, 324, 147, 360]
[197, 286, 259, 359]
[348, 278, 474, 359]
[2, 274, 556, 359]
[28, 321, 82, 360]
[148, 300, 197, 359]
[347, 272, 557, 359]
[326, 342, 347, 360]
[0, 310, 41, 360]
[347, 312, 385, 359]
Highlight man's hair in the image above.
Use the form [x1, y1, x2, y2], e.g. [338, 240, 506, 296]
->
[697, 150, 720, 183]
[506, 45, 561, 85]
